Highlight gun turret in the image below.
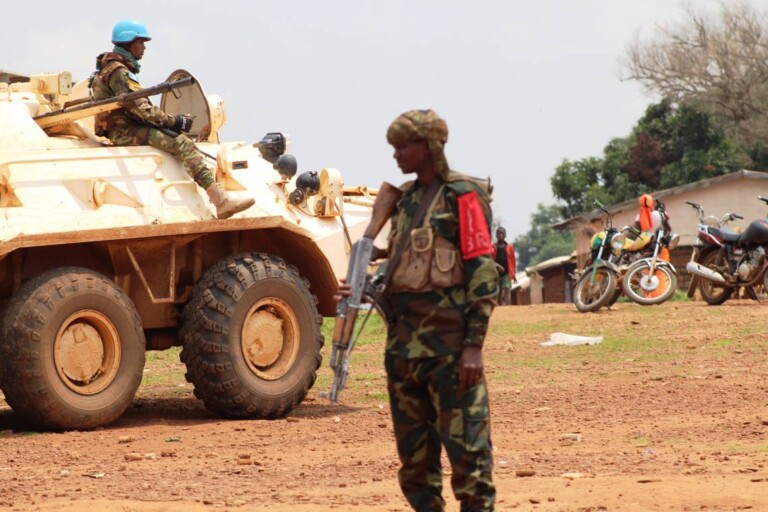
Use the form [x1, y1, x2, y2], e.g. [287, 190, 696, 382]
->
[33, 76, 196, 130]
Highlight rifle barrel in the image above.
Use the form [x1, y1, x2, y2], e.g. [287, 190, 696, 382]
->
[33, 76, 196, 129]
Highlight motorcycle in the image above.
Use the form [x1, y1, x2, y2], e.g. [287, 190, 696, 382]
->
[684, 201, 743, 304]
[620, 199, 680, 305]
[573, 201, 626, 312]
[686, 196, 768, 305]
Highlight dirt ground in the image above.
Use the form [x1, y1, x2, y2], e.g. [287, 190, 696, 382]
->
[1, 300, 767, 512]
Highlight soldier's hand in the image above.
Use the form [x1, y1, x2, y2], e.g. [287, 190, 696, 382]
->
[173, 114, 194, 133]
[371, 246, 388, 262]
[458, 345, 484, 394]
[333, 279, 352, 302]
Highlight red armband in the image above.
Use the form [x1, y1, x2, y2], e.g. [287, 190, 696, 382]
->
[457, 191, 493, 260]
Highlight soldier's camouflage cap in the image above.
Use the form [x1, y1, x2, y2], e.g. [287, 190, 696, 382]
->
[386, 109, 450, 179]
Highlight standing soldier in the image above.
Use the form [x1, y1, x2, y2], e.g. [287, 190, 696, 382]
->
[90, 19, 254, 219]
[381, 110, 498, 511]
[492, 226, 517, 305]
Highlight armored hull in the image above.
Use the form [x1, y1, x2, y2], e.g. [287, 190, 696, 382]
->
[0, 69, 377, 430]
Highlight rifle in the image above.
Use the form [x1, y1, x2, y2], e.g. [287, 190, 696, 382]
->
[33, 76, 196, 130]
[327, 181, 403, 403]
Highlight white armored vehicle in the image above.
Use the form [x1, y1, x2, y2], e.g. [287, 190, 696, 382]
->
[0, 69, 376, 430]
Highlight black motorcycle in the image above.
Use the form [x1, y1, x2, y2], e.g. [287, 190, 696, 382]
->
[684, 201, 743, 304]
[686, 196, 768, 305]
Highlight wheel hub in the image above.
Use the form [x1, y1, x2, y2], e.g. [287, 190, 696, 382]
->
[55, 310, 121, 394]
[242, 309, 284, 367]
[58, 322, 104, 383]
[640, 272, 660, 292]
[240, 298, 300, 381]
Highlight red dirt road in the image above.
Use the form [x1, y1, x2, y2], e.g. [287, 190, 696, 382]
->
[1, 301, 767, 511]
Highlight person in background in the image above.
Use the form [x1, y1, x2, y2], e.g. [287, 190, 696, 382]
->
[624, 194, 662, 252]
[492, 226, 516, 305]
[625, 193, 671, 299]
[90, 19, 254, 219]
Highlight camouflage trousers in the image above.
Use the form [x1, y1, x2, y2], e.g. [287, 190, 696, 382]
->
[108, 125, 215, 189]
[385, 352, 495, 512]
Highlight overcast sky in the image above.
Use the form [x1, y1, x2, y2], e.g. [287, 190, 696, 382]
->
[3, 0, 725, 239]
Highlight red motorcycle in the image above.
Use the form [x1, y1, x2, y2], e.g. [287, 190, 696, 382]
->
[686, 197, 768, 305]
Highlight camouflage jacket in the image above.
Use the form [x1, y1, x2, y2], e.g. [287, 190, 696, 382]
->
[90, 53, 176, 136]
[384, 171, 498, 358]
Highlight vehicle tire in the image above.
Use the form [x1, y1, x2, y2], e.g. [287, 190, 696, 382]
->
[606, 283, 623, 307]
[573, 267, 616, 313]
[180, 253, 323, 419]
[0, 267, 145, 430]
[698, 250, 733, 305]
[745, 286, 767, 301]
[622, 260, 677, 305]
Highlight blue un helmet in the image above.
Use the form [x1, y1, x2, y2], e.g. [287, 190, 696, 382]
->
[111, 20, 152, 44]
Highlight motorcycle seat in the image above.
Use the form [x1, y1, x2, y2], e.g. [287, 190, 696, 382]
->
[709, 227, 740, 243]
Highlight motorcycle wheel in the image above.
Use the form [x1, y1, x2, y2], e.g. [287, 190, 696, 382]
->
[745, 286, 766, 301]
[573, 267, 616, 313]
[698, 251, 733, 305]
[606, 282, 623, 307]
[746, 271, 768, 302]
[622, 260, 677, 305]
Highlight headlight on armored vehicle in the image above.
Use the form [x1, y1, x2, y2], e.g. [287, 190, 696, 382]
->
[254, 132, 291, 163]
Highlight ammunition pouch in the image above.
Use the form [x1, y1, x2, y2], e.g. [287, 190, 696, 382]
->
[390, 227, 464, 293]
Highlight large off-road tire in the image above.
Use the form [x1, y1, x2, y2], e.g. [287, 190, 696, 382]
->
[573, 267, 616, 313]
[698, 250, 733, 306]
[0, 268, 145, 430]
[180, 253, 323, 419]
[622, 260, 678, 306]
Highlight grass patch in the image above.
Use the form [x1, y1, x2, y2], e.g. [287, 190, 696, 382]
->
[321, 310, 387, 347]
[141, 347, 186, 388]
[668, 289, 691, 302]
[492, 322, 553, 336]
[713, 339, 734, 348]
[358, 391, 388, 402]
[727, 443, 768, 454]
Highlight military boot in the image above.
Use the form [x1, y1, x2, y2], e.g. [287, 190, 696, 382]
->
[205, 182, 255, 219]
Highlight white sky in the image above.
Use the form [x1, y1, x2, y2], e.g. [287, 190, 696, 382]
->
[2, 0, 725, 239]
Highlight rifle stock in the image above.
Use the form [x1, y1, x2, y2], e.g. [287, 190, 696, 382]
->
[327, 182, 403, 403]
[33, 76, 196, 130]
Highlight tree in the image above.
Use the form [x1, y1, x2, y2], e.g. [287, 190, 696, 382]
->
[550, 139, 644, 219]
[623, 2, 768, 150]
[513, 203, 574, 270]
[626, 100, 745, 189]
[551, 99, 745, 219]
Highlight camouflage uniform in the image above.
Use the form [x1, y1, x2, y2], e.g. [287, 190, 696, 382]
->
[384, 110, 498, 512]
[90, 50, 214, 189]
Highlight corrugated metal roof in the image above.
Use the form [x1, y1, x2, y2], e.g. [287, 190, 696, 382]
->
[554, 170, 768, 231]
[525, 253, 576, 274]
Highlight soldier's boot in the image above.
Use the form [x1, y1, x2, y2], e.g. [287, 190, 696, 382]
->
[206, 182, 255, 219]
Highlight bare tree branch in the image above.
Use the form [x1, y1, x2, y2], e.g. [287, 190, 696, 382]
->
[622, 1, 768, 146]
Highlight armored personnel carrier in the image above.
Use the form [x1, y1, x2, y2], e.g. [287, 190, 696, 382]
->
[0, 69, 378, 430]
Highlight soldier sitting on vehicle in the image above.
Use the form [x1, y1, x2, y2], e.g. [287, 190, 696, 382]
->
[90, 19, 254, 219]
